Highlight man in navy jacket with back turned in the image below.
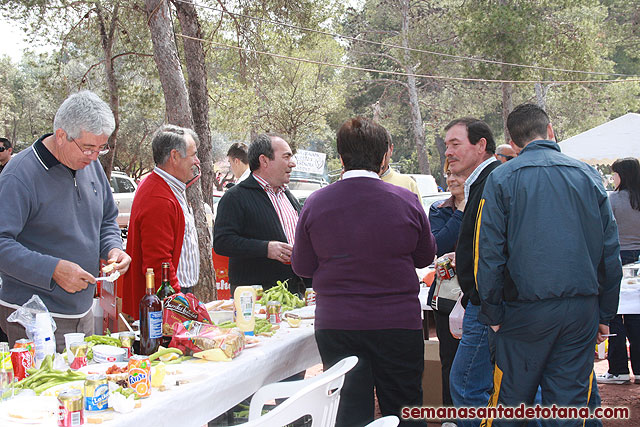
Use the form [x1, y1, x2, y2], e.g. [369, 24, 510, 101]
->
[476, 104, 621, 426]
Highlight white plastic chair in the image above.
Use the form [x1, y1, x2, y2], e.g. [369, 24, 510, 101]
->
[364, 415, 400, 427]
[236, 356, 359, 427]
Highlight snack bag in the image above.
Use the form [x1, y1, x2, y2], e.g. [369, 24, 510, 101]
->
[169, 320, 245, 359]
[162, 293, 212, 336]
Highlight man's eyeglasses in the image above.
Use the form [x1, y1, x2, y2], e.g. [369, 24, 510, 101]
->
[0, 146, 7, 152]
[69, 137, 110, 156]
[497, 153, 514, 161]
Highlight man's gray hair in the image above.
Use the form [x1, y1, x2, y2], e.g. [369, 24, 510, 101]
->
[53, 91, 115, 139]
[152, 124, 200, 166]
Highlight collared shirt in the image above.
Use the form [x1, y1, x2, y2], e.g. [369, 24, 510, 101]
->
[154, 167, 199, 288]
[253, 173, 298, 244]
[343, 170, 380, 180]
[464, 156, 500, 201]
[237, 168, 250, 183]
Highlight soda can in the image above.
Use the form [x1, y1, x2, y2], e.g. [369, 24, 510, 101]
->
[58, 388, 84, 426]
[84, 374, 109, 412]
[127, 355, 151, 398]
[119, 332, 135, 359]
[10, 348, 33, 381]
[252, 285, 264, 301]
[14, 339, 35, 361]
[304, 288, 316, 306]
[267, 301, 281, 324]
[436, 258, 455, 281]
[69, 342, 88, 370]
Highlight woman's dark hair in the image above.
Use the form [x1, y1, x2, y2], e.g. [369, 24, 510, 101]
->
[612, 157, 640, 211]
[337, 117, 390, 173]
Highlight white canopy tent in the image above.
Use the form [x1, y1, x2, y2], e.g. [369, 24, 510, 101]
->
[558, 113, 640, 165]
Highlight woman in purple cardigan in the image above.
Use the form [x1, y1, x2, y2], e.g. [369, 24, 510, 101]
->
[292, 117, 436, 427]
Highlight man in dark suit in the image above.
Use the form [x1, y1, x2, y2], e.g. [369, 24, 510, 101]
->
[213, 133, 306, 294]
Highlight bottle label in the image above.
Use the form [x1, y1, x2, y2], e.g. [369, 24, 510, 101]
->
[240, 293, 253, 317]
[148, 311, 162, 339]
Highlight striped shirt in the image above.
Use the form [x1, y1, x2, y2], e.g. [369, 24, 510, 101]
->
[154, 167, 200, 288]
[253, 173, 298, 244]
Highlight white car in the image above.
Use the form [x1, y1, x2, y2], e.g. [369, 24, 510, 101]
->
[110, 171, 137, 235]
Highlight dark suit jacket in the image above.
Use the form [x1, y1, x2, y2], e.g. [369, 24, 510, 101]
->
[213, 174, 304, 291]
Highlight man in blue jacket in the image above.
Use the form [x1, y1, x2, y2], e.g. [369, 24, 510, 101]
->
[476, 104, 621, 426]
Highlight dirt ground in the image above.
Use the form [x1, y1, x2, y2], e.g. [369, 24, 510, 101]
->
[593, 357, 639, 426]
[307, 315, 640, 426]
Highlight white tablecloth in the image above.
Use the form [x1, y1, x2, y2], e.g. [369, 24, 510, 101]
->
[619, 279, 640, 314]
[1, 319, 321, 427]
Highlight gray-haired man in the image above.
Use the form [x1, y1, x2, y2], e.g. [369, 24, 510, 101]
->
[121, 125, 201, 320]
[0, 91, 131, 351]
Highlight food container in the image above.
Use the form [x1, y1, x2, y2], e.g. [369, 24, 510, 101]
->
[92, 345, 127, 363]
[208, 310, 234, 325]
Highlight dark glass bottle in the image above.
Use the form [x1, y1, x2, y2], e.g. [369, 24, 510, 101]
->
[139, 268, 162, 355]
[156, 262, 176, 302]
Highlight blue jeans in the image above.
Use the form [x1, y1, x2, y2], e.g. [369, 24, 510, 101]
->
[449, 303, 493, 427]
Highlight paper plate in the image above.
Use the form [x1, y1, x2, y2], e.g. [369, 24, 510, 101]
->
[78, 362, 128, 375]
[40, 380, 85, 397]
[0, 395, 58, 424]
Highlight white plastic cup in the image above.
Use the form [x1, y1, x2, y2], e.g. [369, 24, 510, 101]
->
[64, 333, 85, 361]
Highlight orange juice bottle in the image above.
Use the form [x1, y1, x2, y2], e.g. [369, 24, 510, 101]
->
[128, 355, 151, 398]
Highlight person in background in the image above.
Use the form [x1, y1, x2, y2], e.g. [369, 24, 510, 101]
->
[292, 117, 436, 426]
[476, 104, 620, 425]
[494, 144, 516, 163]
[0, 91, 130, 351]
[380, 140, 421, 197]
[227, 142, 250, 183]
[0, 137, 13, 174]
[427, 159, 467, 427]
[597, 157, 640, 385]
[121, 125, 201, 319]
[444, 117, 499, 427]
[214, 133, 307, 295]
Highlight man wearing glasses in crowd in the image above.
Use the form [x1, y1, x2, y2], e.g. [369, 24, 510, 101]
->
[0, 91, 131, 351]
[0, 137, 13, 174]
[494, 144, 517, 163]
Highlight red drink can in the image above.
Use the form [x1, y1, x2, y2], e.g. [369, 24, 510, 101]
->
[10, 348, 33, 381]
[14, 339, 35, 361]
[436, 258, 455, 281]
[304, 288, 316, 306]
[58, 389, 84, 426]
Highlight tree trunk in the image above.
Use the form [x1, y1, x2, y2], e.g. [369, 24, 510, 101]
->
[401, 0, 430, 175]
[501, 80, 513, 144]
[145, 0, 216, 301]
[96, 1, 120, 181]
[173, 0, 214, 211]
[534, 82, 547, 111]
[435, 135, 446, 187]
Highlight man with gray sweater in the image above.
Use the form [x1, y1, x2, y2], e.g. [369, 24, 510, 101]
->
[0, 91, 131, 351]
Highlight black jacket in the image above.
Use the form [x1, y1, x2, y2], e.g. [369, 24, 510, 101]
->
[455, 159, 501, 307]
[213, 174, 303, 290]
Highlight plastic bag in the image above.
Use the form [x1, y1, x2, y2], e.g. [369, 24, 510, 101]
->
[169, 320, 244, 358]
[162, 293, 212, 337]
[7, 295, 57, 340]
[7, 295, 57, 366]
[449, 294, 464, 339]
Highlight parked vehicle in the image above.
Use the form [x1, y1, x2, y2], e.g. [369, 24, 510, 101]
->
[406, 174, 439, 195]
[422, 192, 451, 213]
[110, 171, 137, 236]
[288, 176, 329, 205]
